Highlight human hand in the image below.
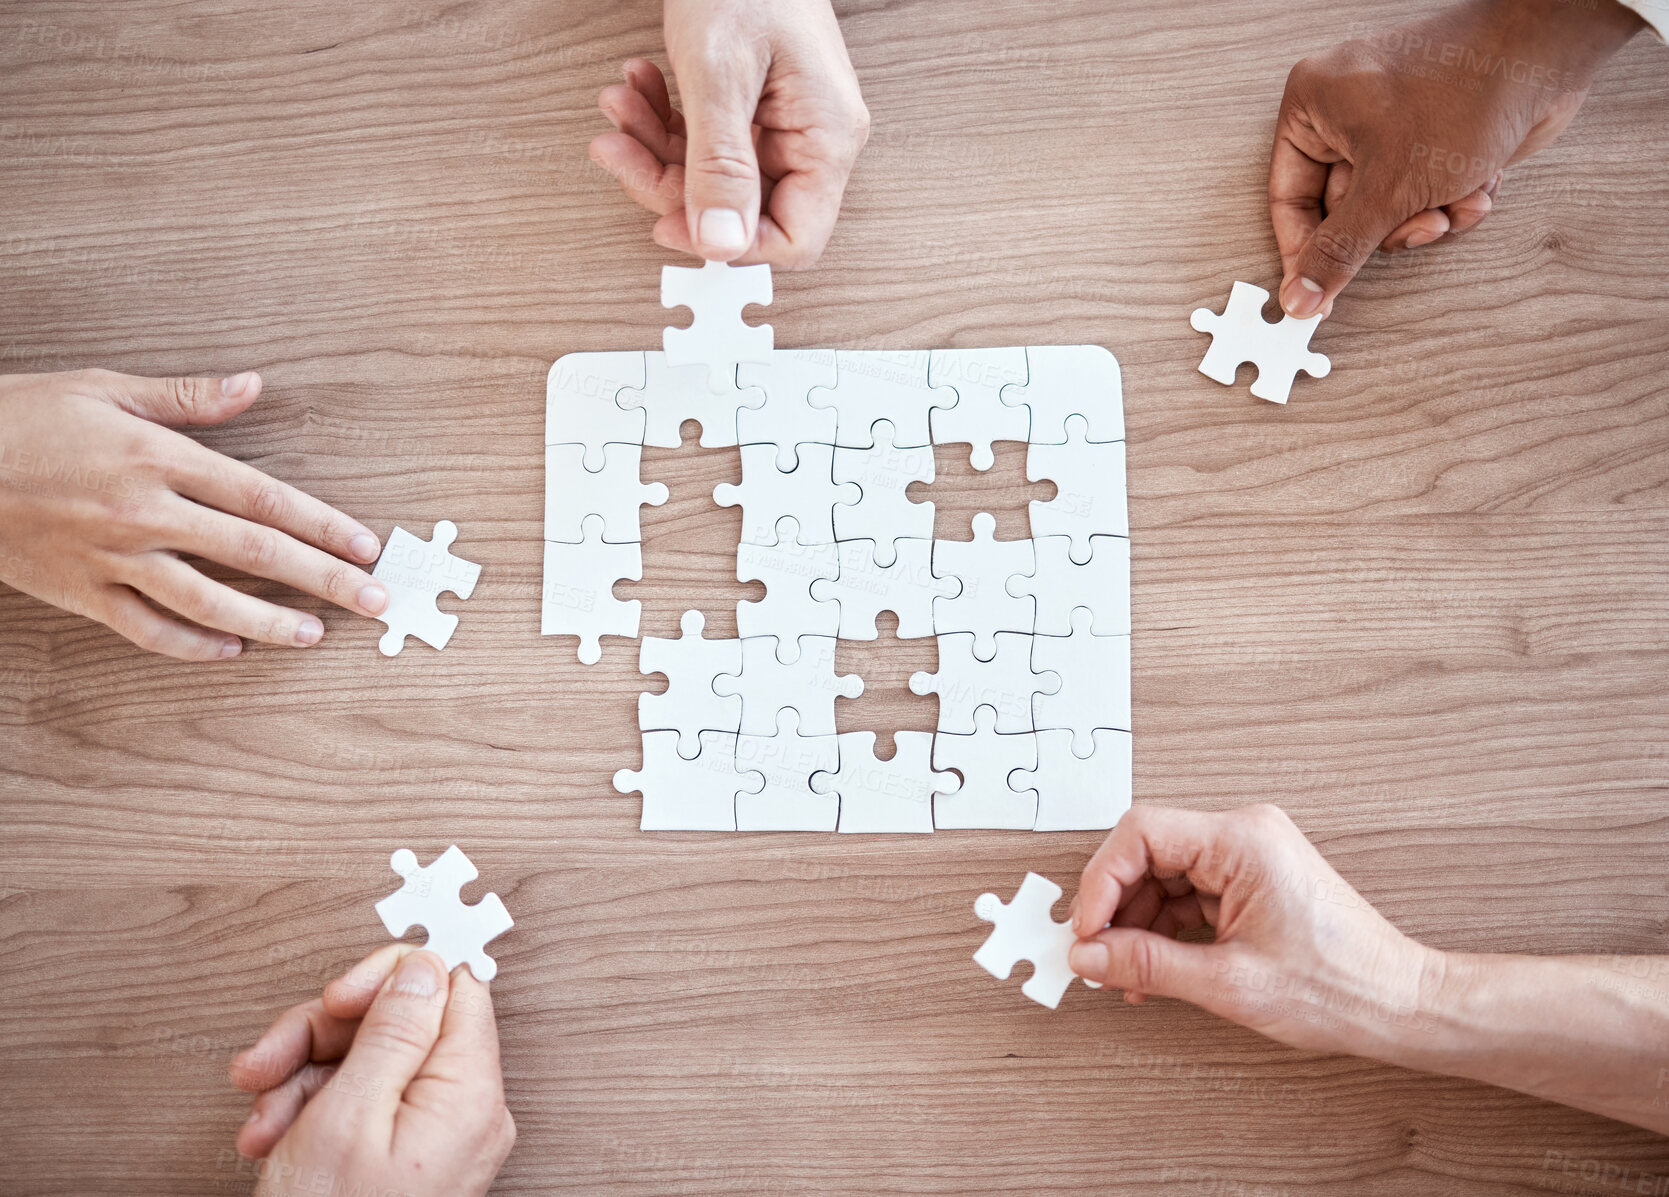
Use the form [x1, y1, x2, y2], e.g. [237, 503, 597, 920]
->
[229, 945, 514, 1197]
[1068, 804, 1436, 1058]
[1269, 0, 1643, 318]
[0, 369, 388, 661]
[588, 0, 870, 268]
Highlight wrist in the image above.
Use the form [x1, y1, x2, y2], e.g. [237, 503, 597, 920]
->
[1482, 0, 1644, 82]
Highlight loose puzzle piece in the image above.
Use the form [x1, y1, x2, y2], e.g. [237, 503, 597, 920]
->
[810, 537, 958, 640]
[1026, 415, 1128, 561]
[545, 442, 668, 544]
[832, 419, 936, 565]
[931, 704, 1038, 829]
[807, 350, 956, 448]
[1006, 534, 1130, 637]
[1017, 728, 1133, 831]
[1031, 610, 1131, 756]
[372, 521, 481, 656]
[910, 631, 1060, 734]
[734, 519, 842, 641]
[375, 846, 513, 982]
[541, 515, 642, 664]
[736, 349, 838, 470]
[661, 260, 774, 392]
[929, 347, 1030, 470]
[1190, 280, 1330, 404]
[615, 729, 756, 831]
[617, 351, 764, 448]
[715, 442, 859, 546]
[931, 513, 1037, 658]
[812, 730, 957, 834]
[735, 708, 839, 831]
[999, 345, 1124, 445]
[973, 872, 1088, 1009]
[714, 634, 863, 737]
[637, 610, 743, 758]
[545, 351, 647, 469]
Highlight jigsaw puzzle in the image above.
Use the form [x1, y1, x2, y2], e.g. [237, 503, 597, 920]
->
[546, 283, 1132, 831]
[973, 872, 1095, 1009]
[1191, 280, 1331, 404]
[374, 846, 513, 981]
[371, 521, 480, 656]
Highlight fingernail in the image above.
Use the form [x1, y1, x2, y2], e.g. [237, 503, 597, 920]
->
[1405, 228, 1440, 248]
[220, 639, 242, 658]
[1283, 277, 1324, 319]
[358, 582, 388, 615]
[295, 617, 323, 646]
[1069, 941, 1109, 977]
[348, 532, 380, 563]
[221, 371, 256, 399]
[390, 953, 441, 998]
[244, 1109, 261, 1125]
[696, 208, 747, 256]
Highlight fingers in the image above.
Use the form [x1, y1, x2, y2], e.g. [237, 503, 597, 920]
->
[589, 131, 685, 217]
[1068, 927, 1219, 1003]
[320, 950, 450, 1130]
[597, 79, 686, 164]
[621, 58, 679, 132]
[1443, 185, 1494, 234]
[159, 433, 381, 568]
[236, 1062, 338, 1159]
[403, 966, 504, 1112]
[88, 368, 263, 427]
[230, 995, 363, 1094]
[125, 553, 326, 648]
[1280, 164, 1407, 318]
[162, 494, 387, 622]
[747, 159, 854, 270]
[96, 585, 241, 661]
[1381, 208, 1451, 252]
[670, 41, 770, 259]
[1073, 805, 1249, 938]
[323, 942, 418, 1019]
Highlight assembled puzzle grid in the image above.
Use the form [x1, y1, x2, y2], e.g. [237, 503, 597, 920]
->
[543, 267, 1132, 833]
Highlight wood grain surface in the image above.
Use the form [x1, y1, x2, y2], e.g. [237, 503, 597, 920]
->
[3, 0, 1668, 1193]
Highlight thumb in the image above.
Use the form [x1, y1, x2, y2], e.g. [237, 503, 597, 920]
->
[1069, 928, 1219, 1003]
[322, 950, 450, 1129]
[1281, 171, 1406, 319]
[673, 47, 767, 259]
[100, 369, 262, 426]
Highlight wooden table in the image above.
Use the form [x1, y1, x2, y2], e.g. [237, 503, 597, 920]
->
[3, 1, 1667, 1192]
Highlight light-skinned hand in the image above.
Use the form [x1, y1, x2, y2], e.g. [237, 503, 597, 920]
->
[0, 369, 387, 661]
[1270, 0, 1643, 318]
[588, 0, 870, 268]
[229, 945, 514, 1197]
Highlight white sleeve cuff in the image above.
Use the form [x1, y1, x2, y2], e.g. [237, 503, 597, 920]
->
[1621, 0, 1668, 42]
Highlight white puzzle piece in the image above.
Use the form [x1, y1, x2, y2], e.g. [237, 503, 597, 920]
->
[973, 872, 1088, 1009]
[617, 351, 764, 448]
[734, 519, 841, 642]
[736, 349, 838, 470]
[929, 347, 1030, 470]
[715, 442, 858, 546]
[545, 351, 647, 468]
[1007, 534, 1130, 637]
[1026, 416, 1128, 560]
[545, 442, 669, 544]
[735, 708, 839, 831]
[807, 350, 956, 448]
[910, 631, 1060, 734]
[1190, 280, 1331, 404]
[714, 634, 863, 737]
[375, 846, 513, 982]
[813, 730, 957, 834]
[661, 260, 774, 392]
[931, 513, 1037, 658]
[637, 610, 743, 757]
[999, 345, 1124, 445]
[1031, 610, 1132, 756]
[832, 419, 936, 564]
[810, 537, 958, 640]
[542, 515, 641, 664]
[931, 704, 1039, 829]
[1018, 728, 1133, 831]
[372, 521, 481, 657]
[615, 729, 754, 831]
